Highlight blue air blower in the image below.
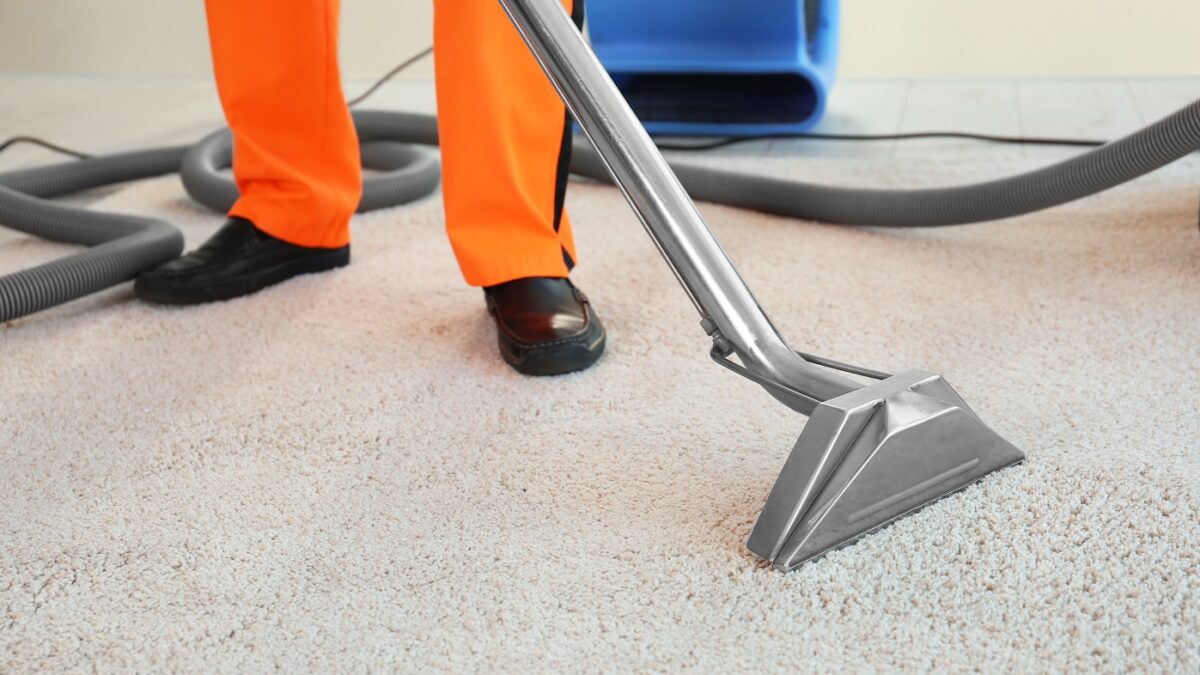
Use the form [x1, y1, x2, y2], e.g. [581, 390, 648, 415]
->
[586, 0, 839, 136]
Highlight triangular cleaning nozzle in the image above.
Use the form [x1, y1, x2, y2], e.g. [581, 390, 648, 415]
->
[748, 370, 1024, 571]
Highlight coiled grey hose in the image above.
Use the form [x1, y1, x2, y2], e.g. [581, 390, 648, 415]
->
[3, 100, 1198, 323]
[570, 97, 1200, 227]
[180, 111, 441, 214]
[0, 111, 441, 323]
[0, 148, 186, 322]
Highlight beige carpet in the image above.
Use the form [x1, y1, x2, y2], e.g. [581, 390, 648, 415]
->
[2, 155, 1198, 672]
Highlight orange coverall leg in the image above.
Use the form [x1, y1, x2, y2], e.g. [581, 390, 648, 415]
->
[204, 0, 361, 249]
[434, 0, 582, 287]
[204, 0, 583, 285]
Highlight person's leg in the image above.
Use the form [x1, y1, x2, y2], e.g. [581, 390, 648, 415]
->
[433, 0, 604, 376]
[136, 0, 360, 305]
[433, 0, 581, 287]
[207, 0, 360, 249]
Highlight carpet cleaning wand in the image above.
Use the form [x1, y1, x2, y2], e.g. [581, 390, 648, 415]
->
[499, 0, 1025, 571]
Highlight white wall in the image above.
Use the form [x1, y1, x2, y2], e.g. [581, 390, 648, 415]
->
[0, 0, 1197, 79]
[840, 0, 1200, 78]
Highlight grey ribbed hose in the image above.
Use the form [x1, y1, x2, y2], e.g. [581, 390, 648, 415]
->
[0, 148, 187, 321]
[568, 97, 1200, 227]
[0, 112, 441, 323]
[186, 102, 1200, 226]
[180, 112, 441, 213]
[3, 101, 1199, 323]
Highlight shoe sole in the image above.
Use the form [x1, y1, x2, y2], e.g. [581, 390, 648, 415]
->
[135, 247, 350, 306]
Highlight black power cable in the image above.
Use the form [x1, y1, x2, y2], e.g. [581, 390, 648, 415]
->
[0, 135, 94, 160]
[344, 52, 1111, 150]
[653, 130, 1106, 152]
[345, 46, 434, 108]
[0, 50, 1125, 162]
[0, 46, 436, 162]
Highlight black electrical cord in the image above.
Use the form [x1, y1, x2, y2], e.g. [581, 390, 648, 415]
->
[653, 130, 1108, 151]
[0, 49, 1127, 164]
[345, 46, 434, 108]
[0, 135, 93, 160]
[0, 46, 437, 163]
[344, 48, 1114, 151]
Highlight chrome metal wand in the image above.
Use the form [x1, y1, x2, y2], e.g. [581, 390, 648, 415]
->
[497, 0, 859, 414]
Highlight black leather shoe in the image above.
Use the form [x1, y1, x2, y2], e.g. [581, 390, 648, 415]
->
[484, 277, 606, 376]
[135, 217, 349, 305]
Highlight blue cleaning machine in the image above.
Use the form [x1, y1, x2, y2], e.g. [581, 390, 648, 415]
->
[586, 0, 839, 136]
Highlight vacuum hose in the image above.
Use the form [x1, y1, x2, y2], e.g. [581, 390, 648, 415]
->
[0, 147, 186, 321]
[0, 112, 441, 323]
[2, 101, 1198, 322]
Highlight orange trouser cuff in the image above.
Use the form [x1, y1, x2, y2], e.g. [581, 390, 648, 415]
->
[434, 0, 581, 287]
[204, 0, 361, 249]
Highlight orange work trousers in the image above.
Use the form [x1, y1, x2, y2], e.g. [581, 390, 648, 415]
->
[204, 0, 581, 287]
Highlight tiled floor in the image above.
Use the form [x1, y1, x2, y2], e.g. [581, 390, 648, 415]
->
[4, 74, 1194, 251]
[2, 74, 1197, 175]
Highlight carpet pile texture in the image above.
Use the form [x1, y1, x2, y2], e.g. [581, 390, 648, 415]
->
[2, 155, 1197, 671]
